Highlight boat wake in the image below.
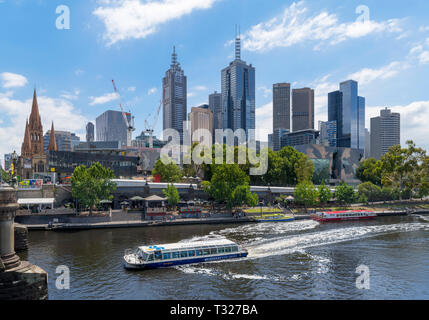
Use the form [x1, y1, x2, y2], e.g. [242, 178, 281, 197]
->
[246, 222, 429, 260]
[176, 222, 429, 281]
[418, 215, 429, 222]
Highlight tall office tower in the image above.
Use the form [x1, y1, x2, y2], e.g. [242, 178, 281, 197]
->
[292, 88, 314, 132]
[86, 122, 95, 142]
[365, 128, 370, 159]
[370, 108, 400, 159]
[163, 46, 187, 143]
[96, 110, 132, 147]
[319, 120, 337, 147]
[273, 83, 291, 132]
[273, 128, 289, 151]
[190, 105, 213, 143]
[221, 31, 255, 141]
[328, 80, 365, 150]
[209, 91, 222, 134]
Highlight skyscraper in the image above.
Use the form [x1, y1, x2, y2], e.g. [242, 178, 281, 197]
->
[190, 105, 213, 143]
[209, 91, 222, 134]
[221, 31, 255, 141]
[370, 108, 400, 159]
[273, 83, 291, 132]
[328, 80, 365, 150]
[163, 46, 187, 143]
[96, 110, 132, 147]
[86, 122, 95, 142]
[292, 88, 314, 132]
[319, 120, 337, 147]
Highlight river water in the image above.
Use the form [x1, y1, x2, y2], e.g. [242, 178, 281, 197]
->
[20, 215, 429, 300]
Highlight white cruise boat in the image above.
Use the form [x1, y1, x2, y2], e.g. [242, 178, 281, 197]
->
[123, 239, 248, 270]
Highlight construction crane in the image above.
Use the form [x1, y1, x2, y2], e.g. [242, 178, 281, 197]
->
[112, 79, 135, 147]
[144, 100, 162, 148]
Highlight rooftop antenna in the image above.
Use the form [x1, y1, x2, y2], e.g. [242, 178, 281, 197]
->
[172, 46, 178, 66]
[235, 25, 241, 60]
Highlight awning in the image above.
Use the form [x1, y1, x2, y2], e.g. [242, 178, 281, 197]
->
[17, 198, 55, 205]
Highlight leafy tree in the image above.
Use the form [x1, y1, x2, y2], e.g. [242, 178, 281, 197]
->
[1, 168, 11, 183]
[356, 158, 382, 186]
[71, 162, 116, 215]
[203, 164, 257, 211]
[358, 182, 382, 202]
[380, 186, 398, 201]
[163, 184, 180, 210]
[153, 155, 182, 183]
[295, 154, 315, 183]
[231, 185, 259, 208]
[294, 181, 318, 211]
[318, 182, 332, 205]
[381, 141, 427, 199]
[335, 182, 356, 205]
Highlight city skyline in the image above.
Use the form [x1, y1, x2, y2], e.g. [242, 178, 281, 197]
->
[2, 0, 429, 161]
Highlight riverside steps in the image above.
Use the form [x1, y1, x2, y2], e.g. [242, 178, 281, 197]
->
[0, 184, 48, 300]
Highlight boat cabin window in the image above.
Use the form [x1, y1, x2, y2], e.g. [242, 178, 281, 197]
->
[225, 246, 232, 253]
[203, 249, 210, 255]
[180, 251, 188, 258]
[147, 254, 154, 261]
[172, 252, 180, 259]
[188, 250, 195, 257]
[231, 246, 238, 252]
[196, 249, 203, 256]
[155, 251, 162, 260]
[210, 248, 217, 254]
[218, 247, 225, 253]
[163, 253, 171, 260]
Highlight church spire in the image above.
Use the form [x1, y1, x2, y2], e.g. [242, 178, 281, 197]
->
[21, 119, 32, 157]
[47, 122, 58, 152]
[29, 89, 42, 130]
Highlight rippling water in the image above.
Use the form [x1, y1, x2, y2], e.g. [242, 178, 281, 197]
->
[20, 215, 429, 300]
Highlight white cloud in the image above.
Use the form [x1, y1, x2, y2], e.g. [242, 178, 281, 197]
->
[147, 87, 157, 95]
[258, 86, 272, 98]
[75, 69, 85, 76]
[242, 1, 403, 53]
[347, 61, 406, 86]
[0, 92, 87, 158]
[89, 92, 117, 106]
[60, 89, 81, 101]
[0, 72, 28, 88]
[128, 86, 136, 92]
[94, 0, 217, 46]
[193, 85, 208, 91]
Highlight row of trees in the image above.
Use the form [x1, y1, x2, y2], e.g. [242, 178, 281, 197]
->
[356, 141, 429, 200]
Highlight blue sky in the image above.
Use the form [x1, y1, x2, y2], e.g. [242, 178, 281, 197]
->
[1, 0, 429, 162]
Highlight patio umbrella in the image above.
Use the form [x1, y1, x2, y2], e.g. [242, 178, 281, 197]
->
[130, 196, 145, 201]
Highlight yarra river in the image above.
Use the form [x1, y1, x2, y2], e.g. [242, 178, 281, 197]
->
[20, 215, 429, 299]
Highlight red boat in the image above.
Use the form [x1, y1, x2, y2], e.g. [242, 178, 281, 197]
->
[310, 210, 377, 222]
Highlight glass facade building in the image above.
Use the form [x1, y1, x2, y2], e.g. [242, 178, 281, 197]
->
[221, 35, 255, 141]
[328, 80, 365, 150]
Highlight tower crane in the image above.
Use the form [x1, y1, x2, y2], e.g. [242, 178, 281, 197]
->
[144, 100, 162, 148]
[112, 80, 135, 147]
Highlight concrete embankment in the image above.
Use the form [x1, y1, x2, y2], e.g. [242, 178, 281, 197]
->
[23, 209, 421, 232]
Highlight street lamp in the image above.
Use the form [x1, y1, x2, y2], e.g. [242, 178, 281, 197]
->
[11, 150, 18, 188]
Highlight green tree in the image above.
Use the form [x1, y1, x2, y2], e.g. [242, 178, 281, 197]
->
[295, 155, 314, 183]
[203, 164, 257, 211]
[71, 162, 116, 215]
[356, 158, 382, 186]
[335, 182, 356, 205]
[358, 182, 382, 202]
[1, 168, 11, 183]
[163, 184, 180, 210]
[381, 141, 427, 199]
[294, 181, 318, 212]
[153, 155, 182, 183]
[318, 182, 332, 205]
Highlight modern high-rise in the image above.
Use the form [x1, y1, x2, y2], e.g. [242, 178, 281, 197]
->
[221, 32, 255, 141]
[190, 105, 213, 143]
[86, 122, 95, 142]
[292, 88, 314, 132]
[163, 46, 187, 143]
[319, 120, 337, 147]
[328, 80, 365, 150]
[209, 91, 222, 134]
[365, 128, 370, 159]
[273, 83, 291, 132]
[96, 110, 132, 147]
[370, 108, 400, 159]
[44, 129, 81, 152]
[273, 128, 289, 151]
